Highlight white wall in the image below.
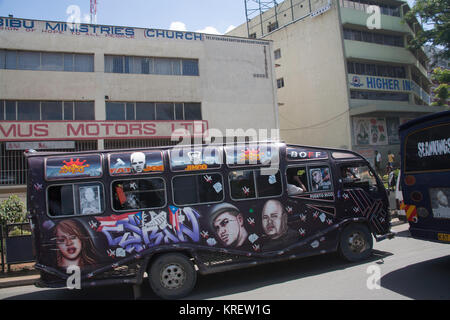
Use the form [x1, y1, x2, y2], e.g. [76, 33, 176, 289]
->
[265, 6, 352, 149]
[0, 18, 279, 137]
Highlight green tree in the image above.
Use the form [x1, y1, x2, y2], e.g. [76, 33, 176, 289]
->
[0, 195, 27, 225]
[403, 0, 450, 60]
[430, 67, 450, 106]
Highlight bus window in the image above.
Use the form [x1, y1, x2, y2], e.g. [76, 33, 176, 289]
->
[229, 170, 256, 200]
[48, 182, 105, 216]
[340, 165, 377, 191]
[255, 169, 282, 198]
[172, 173, 224, 206]
[112, 178, 165, 211]
[309, 166, 332, 192]
[77, 183, 104, 215]
[229, 169, 282, 200]
[48, 185, 75, 216]
[286, 166, 308, 195]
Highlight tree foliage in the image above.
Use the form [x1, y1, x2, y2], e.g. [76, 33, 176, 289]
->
[404, 0, 450, 60]
[0, 195, 27, 225]
[430, 67, 450, 106]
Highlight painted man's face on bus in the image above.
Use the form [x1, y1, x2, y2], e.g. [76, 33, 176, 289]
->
[312, 170, 322, 184]
[213, 211, 245, 247]
[55, 227, 82, 262]
[262, 200, 287, 239]
[130, 152, 146, 173]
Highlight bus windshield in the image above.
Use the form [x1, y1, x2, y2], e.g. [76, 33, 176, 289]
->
[399, 111, 450, 243]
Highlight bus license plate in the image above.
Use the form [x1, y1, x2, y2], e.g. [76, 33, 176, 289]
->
[437, 233, 450, 242]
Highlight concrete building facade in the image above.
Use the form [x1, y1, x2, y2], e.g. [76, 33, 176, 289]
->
[228, 0, 447, 168]
[0, 17, 279, 198]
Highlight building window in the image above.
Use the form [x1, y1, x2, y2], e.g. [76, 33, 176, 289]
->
[182, 59, 199, 76]
[347, 61, 406, 78]
[249, 33, 257, 39]
[1, 100, 95, 121]
[183, 103, 202, 120]
[0, 50, 94, 72]
[105, 102, 202, 121]
[350, 90, 409, 101]
[17, 101, 40, 120]
[343, 28, 403, 47]
[267, 21, 279, 33]
[277, 78, 285, 89]
[274, 49, 281, 60]
[340, 0, 400, 17]
[41, 101, 63, 120]
[105, 55, 199, 76]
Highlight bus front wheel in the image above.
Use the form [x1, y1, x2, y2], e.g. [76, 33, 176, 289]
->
[148, 253, 197, 300]
[339, 224, 373, 262]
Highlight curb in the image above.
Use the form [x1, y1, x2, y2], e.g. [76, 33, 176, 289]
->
[390, 217, 406, 227]
[0, 273, 40, 289]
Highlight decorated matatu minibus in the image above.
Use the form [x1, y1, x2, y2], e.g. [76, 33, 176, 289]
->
[399, 111, 450, 243]
[26, 142, 392, 299]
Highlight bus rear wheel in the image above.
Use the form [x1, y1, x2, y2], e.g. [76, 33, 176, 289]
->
[339, 224, 373, 262]
[148, 253, 197, 300]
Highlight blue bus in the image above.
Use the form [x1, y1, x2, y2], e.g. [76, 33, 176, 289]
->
[399, 110, 450, 243]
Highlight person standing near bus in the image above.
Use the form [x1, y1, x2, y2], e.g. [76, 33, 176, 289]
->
[375, 150, 382, 174]
[387, 151, 395, 168]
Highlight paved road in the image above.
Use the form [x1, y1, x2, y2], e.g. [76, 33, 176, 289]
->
[0, 223, 448, 300]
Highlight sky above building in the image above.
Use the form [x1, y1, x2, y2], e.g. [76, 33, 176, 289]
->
[0, 0, 247, 34]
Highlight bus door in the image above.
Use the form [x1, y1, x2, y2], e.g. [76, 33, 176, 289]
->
[336, 161, 390, 235]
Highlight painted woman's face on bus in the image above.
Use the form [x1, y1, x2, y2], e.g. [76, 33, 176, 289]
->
[55, 227, 82, 262]
[213, 211, 243, 246]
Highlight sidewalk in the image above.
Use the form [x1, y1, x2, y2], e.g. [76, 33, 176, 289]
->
[0, 263, 39, 289]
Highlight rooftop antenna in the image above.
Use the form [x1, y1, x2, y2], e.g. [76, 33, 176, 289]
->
[90, 0, 97, 24]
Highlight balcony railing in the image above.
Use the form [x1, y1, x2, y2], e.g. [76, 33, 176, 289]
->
[411, 80, 431, 105]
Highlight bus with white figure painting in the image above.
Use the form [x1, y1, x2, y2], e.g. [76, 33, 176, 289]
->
[25, 141, 392, 299]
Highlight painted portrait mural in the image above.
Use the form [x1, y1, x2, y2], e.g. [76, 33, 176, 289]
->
[35, 145, 386, 279]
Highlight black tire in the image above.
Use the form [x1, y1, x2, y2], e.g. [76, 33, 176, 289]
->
[339, 224, 373, 262]
[148, 253, 197, 300]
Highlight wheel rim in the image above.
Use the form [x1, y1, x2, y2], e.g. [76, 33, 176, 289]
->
[160, 263, 186, 290]
[348, 231, 367, 253]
